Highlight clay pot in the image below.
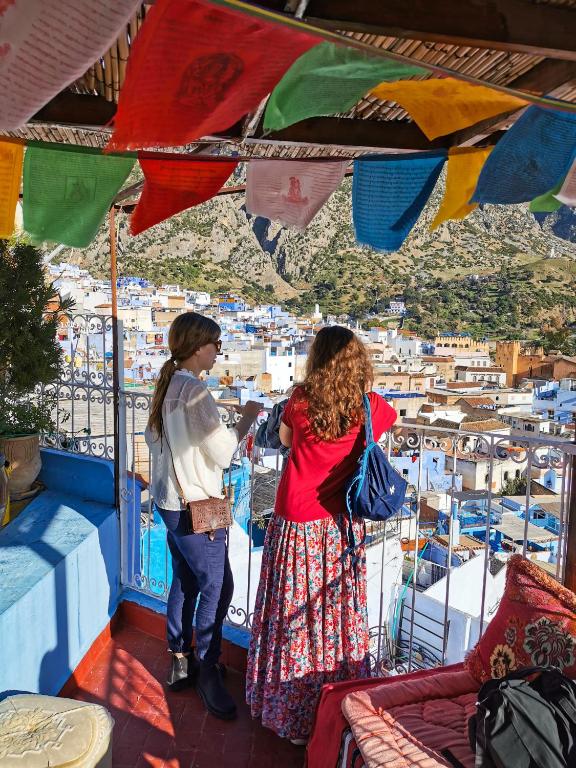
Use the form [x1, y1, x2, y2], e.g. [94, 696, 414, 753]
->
[0, 434, 41, 495]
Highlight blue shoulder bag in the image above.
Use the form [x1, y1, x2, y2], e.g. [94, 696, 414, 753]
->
[343, 394, 408, 579]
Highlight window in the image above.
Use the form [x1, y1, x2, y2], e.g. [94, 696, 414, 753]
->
[400, 409, 407, 417]
[288, 362, 292, 367]
[402, 469, 409, 477]
[515, 469, 520, 479]
[503, 471, 509, 481]
[289, 375, 293, 381]
[485, 473, 489, 483]
[224, 354, 229, 361]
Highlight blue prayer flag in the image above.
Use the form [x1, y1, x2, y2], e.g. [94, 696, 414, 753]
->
[352, 152, 446, 252]
[472, 106, 576, 205]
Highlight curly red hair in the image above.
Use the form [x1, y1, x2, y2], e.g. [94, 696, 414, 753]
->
[302, 326, 373, 441]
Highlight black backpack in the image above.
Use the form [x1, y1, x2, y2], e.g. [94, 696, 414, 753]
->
[443, 667, 576, 768]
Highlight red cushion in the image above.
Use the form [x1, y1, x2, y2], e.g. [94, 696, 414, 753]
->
[465, 555, 576, 683]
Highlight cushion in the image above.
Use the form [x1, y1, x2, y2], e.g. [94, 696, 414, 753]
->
[342, 667, 479, 768]
[0, 694, 113, 767]
[465, 555, 576, 683]
[306, 663, 465, 768]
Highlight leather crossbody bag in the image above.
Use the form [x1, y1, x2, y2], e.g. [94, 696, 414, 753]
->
[162, 429, 232, 537]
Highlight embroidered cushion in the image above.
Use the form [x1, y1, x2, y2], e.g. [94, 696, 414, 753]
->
[465, 555, 576, 683]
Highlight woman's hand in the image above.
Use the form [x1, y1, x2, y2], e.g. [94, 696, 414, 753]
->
[234, 400, 263, 441]
[242, 400, 263, 420]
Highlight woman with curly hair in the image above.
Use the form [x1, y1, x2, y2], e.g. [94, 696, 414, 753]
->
[246, 326, 397, 743]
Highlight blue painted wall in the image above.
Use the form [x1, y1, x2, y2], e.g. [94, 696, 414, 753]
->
[0, 450, 120, 697]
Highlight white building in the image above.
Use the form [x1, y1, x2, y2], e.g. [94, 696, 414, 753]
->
[533, 379, 576, 425]
[390, 334, 423, 358]
[455, 366, 507, 387]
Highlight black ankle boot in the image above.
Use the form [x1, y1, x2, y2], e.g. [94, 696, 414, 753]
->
[166, 654, 190, 690]
[195, 659, 237, 720]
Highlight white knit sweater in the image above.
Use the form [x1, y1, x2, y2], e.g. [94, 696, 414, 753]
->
[145, 370, 239, 511]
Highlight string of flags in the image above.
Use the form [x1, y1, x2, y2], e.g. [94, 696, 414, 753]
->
[0, 0, 575, 251]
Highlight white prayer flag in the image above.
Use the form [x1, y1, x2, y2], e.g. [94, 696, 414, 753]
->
[245, 159, 348, 232]
[555, 157, 576, 207]
[0, 0, 140, 130]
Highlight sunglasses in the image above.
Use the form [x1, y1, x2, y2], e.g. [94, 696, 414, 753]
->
[213, 340, 222, 353]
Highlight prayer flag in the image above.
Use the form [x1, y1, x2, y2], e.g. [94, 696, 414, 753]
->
[131, 157, 238, 235]
[529, 180, 563, 213]
[263, 42, 425, 133]
[431, 147, 492, 229]
[23, 145, 135, 247]
[107, 0, 317, 151]
[370, 78, 527, 140]
[0, 0, 140, 130]
[245, 159, 348, 231]
[0, 140, 23, 238]
[472, 106, 576, 205]
[555, 157, 576, 207]
[352, 152, 446, 252]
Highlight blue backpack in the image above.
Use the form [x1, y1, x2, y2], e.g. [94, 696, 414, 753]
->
[343, 394, 408, 573]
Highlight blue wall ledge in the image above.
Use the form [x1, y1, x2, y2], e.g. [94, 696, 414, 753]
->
[0, 449, 120, 697]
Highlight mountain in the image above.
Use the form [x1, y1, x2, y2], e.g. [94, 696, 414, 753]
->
[72, 169, 576, 338]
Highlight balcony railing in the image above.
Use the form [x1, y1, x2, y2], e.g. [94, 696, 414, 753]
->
[37, 315, 576, 676]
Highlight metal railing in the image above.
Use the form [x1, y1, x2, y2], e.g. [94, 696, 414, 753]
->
[38, 313, 115, 459]
[38, 315, 576, 674]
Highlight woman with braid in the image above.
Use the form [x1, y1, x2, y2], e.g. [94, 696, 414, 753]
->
[146, 312, 261, 720]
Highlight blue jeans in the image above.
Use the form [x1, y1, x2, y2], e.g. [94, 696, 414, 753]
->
[157, 507, 234, 664]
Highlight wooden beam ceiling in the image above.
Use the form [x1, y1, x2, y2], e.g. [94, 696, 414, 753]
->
[448, 58, 576, 146]
[32, 91, 116, 127]
[25, 7, 576, 155]
[264, 117, 451, 151]
[304, 0, 576, 61]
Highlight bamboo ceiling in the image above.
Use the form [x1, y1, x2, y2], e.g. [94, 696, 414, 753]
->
[2, 0, 576, 159]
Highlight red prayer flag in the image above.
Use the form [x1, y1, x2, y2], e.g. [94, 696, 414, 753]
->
[107, 0, 317, 151]
[131, 157, 238, 234]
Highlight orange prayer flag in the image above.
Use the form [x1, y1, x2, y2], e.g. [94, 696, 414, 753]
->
[131, 157, 238, 235]
[107, 0, 317, 151]
[371, 78, 527, 140]
[0, 141, 23, 238]
[431, 147, 493, 230]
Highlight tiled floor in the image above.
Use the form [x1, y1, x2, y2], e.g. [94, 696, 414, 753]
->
[70, 625, 306, 768]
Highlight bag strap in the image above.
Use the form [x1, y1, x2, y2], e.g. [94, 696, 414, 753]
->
[362, 393, 374, 446]
[162, 425, 188, 505]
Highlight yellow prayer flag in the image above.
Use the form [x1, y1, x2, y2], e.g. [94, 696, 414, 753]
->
[371, 78, 527, 140]
[0, 141, 24, 238]
[431, 147, 493, 230]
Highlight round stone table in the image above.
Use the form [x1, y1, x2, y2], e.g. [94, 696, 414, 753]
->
[0, 695, 113, 767]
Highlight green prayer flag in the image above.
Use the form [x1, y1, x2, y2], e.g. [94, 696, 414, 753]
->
[263, 42, 425, 133]
[529, 178, 564, 213]
[23, 144, 135, 247]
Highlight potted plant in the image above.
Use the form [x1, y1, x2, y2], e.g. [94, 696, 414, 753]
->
[0, 239, 73, 496]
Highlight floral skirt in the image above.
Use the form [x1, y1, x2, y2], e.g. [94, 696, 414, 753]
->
[246, 512, 370, 740]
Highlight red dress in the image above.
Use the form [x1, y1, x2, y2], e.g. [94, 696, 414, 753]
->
[246, 390, 397, 739]
[275, 389, 397, 522]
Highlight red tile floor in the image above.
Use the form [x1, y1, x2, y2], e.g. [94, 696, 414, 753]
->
[67, 621, 306, 768]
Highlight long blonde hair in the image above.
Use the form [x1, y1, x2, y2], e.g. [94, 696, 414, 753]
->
[303, 326, 373, 441]
[148, 312, 220, 437]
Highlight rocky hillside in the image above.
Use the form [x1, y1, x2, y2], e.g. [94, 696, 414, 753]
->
[69, 167, 576, 337]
